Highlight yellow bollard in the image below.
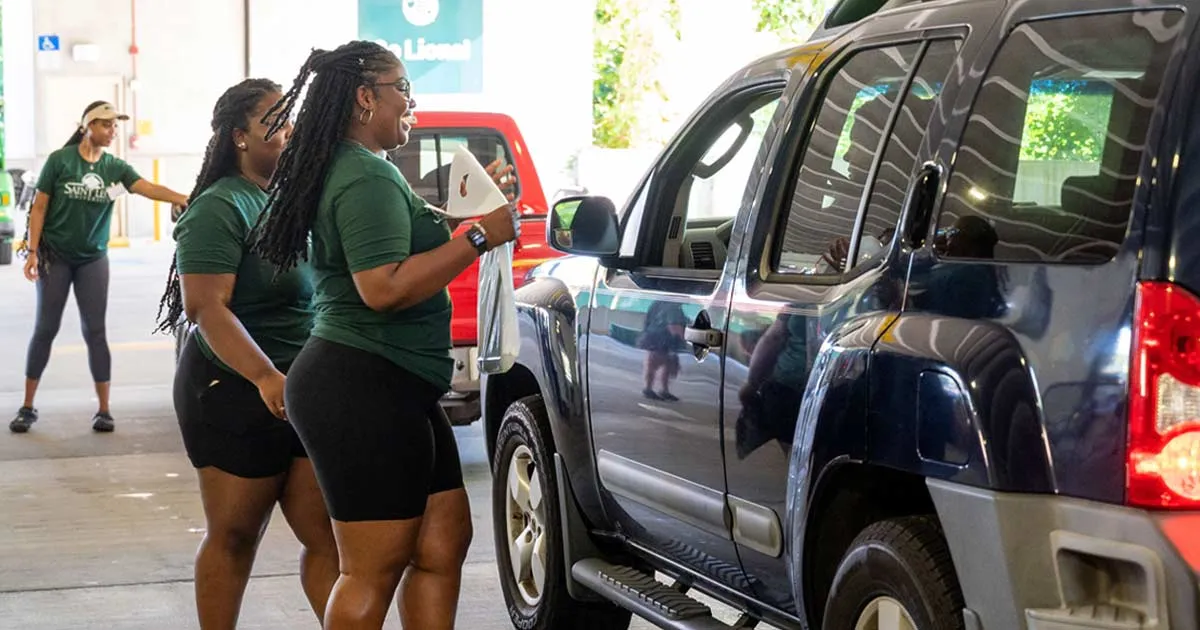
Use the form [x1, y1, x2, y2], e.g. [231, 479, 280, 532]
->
[152, 159, 162, 242]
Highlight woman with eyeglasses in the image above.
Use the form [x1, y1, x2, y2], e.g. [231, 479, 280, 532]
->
[252, 41, 520, 629]
[12, 100, 189, 434]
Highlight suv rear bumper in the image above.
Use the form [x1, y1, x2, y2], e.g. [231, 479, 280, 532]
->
[929, 479, 1200, 630]
[441, 345, 480, 425]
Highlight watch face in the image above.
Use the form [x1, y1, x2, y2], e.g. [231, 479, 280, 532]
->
[468, 227, 487, 250]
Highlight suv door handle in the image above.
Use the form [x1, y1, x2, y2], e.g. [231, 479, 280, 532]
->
[685, 326, 723, 348]
[903, 162, 942, 249]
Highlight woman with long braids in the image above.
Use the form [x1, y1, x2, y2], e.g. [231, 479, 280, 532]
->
[11, 101, 189, 434]
[254, 41, 520, 629]
[155, 79, 338, 628]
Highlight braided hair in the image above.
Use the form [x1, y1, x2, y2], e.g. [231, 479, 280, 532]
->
[153, 78, 283, 335]
[252, 41, 401, 272]
[63, 100, 110, 148]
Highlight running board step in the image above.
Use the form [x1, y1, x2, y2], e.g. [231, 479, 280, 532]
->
[571, 558, 743, 630]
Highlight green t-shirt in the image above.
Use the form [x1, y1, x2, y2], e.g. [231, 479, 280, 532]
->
[36, 146, 143, 263]
[310, 142, 454, 391]
[173, 176, 314, 370]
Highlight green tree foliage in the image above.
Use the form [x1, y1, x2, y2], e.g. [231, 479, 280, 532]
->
[592, 0, 822, 148]
[752, 0, 827, 43]
[1020, 81, 1114, 163]
[592, 0, 680, 148]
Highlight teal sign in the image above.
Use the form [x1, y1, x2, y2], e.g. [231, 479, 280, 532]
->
[359, 0, 483, 94]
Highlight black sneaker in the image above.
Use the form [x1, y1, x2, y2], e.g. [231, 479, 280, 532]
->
[92, 412, 115, 433]
[10, 407, 38, 433]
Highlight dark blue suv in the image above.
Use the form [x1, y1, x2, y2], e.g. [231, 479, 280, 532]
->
[480, 0, 1200, 628]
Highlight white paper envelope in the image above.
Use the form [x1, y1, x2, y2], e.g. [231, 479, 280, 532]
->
[445, 146, 508, 219]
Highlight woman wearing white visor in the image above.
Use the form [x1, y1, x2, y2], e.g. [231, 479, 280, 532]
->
[11, 100, 189, 434]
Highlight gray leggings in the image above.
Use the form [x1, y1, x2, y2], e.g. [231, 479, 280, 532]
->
[25, 255, 111, 383]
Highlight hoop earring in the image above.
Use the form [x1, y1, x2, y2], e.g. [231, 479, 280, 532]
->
[359, 109, 375, 125]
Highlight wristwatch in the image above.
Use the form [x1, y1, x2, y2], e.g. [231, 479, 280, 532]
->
[465, 223, 489, 256]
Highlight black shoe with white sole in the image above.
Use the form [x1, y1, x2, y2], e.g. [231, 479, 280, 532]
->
[9, 407, 38, 433]
[92, 412, 115, 433]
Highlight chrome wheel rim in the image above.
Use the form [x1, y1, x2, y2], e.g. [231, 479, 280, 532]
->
[505, 444, 547, 606]
[854, 596, 918, 630]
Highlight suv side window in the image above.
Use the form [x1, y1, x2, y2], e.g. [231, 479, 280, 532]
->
[775, 43, 922, 276]
[684, 97, 779, 223]
[852, 39, 961, 270]
[661, 92, 782, 271]
[389, 130, 516, 208]
[935, 10, 1183, 264]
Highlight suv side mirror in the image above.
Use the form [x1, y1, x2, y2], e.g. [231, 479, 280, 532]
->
[548, 195, 620, 257]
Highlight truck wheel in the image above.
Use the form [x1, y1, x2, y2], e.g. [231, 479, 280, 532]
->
[0, 244, 12, 266]
[492, 395, 632, 630]
[822, 515, 965, 630]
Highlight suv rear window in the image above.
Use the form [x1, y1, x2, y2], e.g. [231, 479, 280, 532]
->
[935, 10, 1182, 264]
[389, 129, 517, 207]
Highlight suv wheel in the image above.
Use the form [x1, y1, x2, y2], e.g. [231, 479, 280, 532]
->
[823, 516, 965, 630]
[492, 395, 632, 630]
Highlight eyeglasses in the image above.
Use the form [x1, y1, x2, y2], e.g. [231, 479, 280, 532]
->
[373, 77, 412, 98]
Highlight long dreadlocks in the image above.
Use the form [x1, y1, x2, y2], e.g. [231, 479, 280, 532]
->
[152, 78, 283, 335]
[252, 41, 400, 272]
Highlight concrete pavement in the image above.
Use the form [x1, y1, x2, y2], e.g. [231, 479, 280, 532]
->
[0, 244, 748, 629]
[0, 244, 512, 628]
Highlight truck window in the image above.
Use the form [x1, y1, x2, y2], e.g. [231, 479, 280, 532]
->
[774, 43, 922, 276]
[389, 130, 517, 208]
[934, 10, 1183, 264]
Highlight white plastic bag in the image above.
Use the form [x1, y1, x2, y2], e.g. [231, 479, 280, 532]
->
[477, 240, 519, 374]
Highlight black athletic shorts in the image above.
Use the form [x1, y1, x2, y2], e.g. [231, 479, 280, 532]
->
[174, 334, 306, 478]
[285, 336, 464, 522]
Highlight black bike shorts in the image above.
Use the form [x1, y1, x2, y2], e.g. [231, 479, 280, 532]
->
[174, 334, 307, 479]
[284, 337, 464, 522]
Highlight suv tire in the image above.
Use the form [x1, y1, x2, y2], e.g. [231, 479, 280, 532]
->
[822, 515, 965, 630]
[492, 395, 632, 630]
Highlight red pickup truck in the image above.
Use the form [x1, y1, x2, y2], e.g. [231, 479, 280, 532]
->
[388, 111, 562, 425]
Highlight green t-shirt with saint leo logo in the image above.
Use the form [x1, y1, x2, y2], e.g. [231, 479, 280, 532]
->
[35, 146, 143, 264]
[173, 176, 315, 371]
[309, 142, 454, 392]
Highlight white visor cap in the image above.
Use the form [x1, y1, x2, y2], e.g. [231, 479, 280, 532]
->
[81, 102, 130, 128]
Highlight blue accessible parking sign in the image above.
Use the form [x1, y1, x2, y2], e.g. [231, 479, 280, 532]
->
[37, 35, 60, 52]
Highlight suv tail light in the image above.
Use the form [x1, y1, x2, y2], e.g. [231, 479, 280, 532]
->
[1128, 281, 1200, 508]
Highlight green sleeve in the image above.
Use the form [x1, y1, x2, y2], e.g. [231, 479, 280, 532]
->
[334, 175, 416, 273]
[35, 152, 61, 195]
[114, 157, 143, 189]
[173, 196, 246, 275]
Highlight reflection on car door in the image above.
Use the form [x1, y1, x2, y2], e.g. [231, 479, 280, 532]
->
[588, 82, 783, 594]
[720, 9, 986, 614]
